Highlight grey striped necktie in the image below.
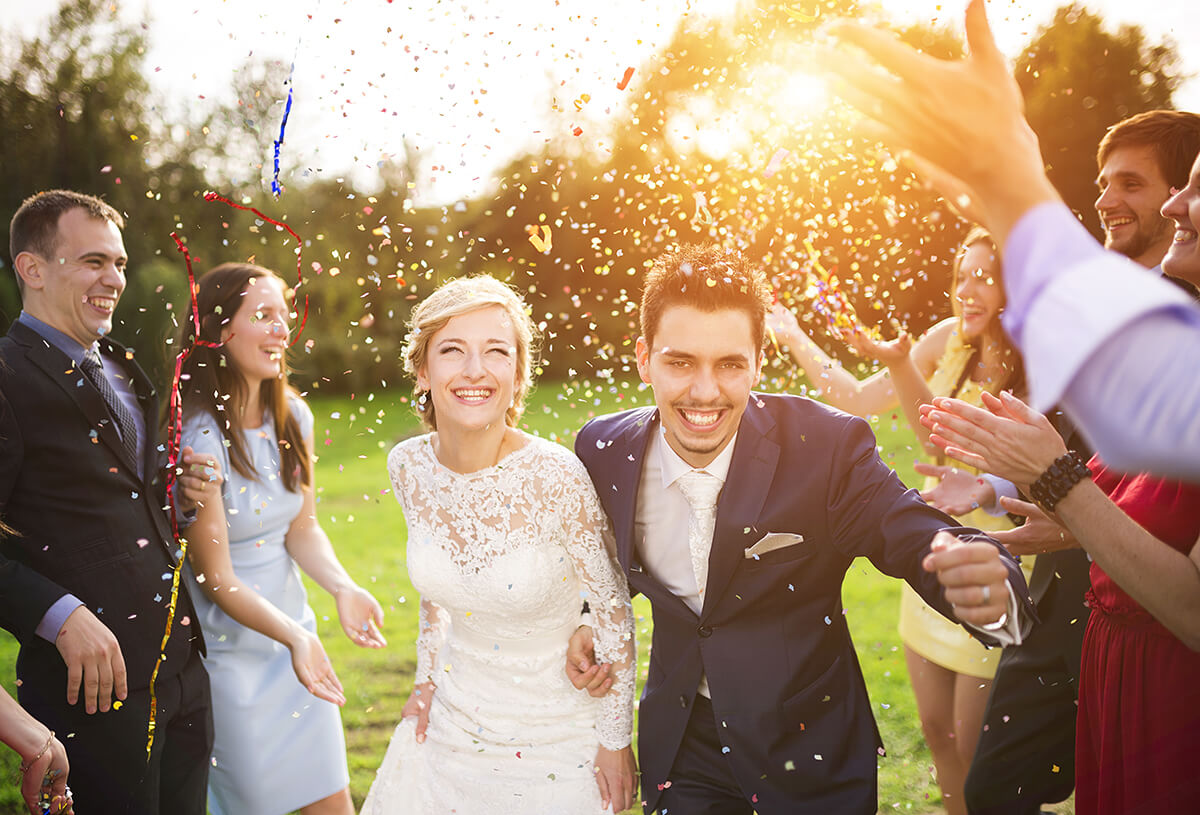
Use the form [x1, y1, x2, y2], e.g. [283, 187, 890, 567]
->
[79, 348, 139, 466]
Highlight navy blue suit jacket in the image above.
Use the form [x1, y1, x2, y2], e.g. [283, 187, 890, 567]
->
[575, 393, 1033, 815]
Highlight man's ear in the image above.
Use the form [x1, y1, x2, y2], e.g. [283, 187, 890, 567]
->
[634, 336, 652, 385]
[13, 251, 44, 292]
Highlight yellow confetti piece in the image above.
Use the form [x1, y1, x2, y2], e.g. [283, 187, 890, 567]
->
[527, 225, 552, 253]
[784, 6, 818, 22]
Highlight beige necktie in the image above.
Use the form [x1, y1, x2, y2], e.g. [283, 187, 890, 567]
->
[676, 469, 723, 603]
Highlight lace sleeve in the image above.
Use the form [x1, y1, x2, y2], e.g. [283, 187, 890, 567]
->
[416, 596, 449, 685]
[556, 455, 635, 750]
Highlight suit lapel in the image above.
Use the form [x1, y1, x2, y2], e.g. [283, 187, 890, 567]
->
[13, 323, 137, 474]
[609, 410, 656, 572]
[702, 397, 781, 618]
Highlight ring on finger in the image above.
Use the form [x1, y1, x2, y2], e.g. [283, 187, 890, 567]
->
[981, 584, 991, 604]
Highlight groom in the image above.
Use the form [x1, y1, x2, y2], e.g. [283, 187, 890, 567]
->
[567, 244, 1034, 814]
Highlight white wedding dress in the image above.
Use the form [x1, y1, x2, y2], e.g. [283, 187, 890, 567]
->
[362, 433, 635, 814]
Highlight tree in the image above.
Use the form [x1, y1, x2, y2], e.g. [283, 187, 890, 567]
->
[1017, 3, 1182, 237]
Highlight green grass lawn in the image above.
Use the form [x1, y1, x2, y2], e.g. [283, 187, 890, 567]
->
[0, 381, 959, 814]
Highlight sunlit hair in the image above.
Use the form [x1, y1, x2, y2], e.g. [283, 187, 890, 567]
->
[403, 275, 539, 432]
[951, 227, 1024, 397]
[9, 189, 125, 296]
[1097, 110, 1200, 189]
[640, 244, 772, 351]
[178, 262, 311, 492]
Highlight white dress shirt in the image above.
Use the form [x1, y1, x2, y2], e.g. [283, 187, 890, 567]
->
[635, 428, 737, 696]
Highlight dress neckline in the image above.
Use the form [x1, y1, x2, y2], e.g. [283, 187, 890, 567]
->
[421, 431, 535, 479]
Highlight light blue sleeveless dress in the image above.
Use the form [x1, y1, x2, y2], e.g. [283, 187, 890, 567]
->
[182, 396, 348, 815]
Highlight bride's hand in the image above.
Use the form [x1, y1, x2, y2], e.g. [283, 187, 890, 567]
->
[594, 744, 637, 813]
[287, 628, 346, 706]
[335, 583, 387, 648]
[402, 681, 437, 744]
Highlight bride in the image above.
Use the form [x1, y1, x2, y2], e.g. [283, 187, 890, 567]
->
[362, 275, 637, 814]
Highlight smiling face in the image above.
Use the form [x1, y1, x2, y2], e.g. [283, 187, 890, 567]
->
[636, 304, 762, 468]
[416, 305, 520, 434]
[220, 274, 290, 388]
[954, 241, 1005, 341]
[1160, 152, 1200, 286]
[19, 207, 127, 347]
[1095, 144, 1175, 267]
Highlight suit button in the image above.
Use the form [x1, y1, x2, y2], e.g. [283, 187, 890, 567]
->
[679, 695, 688, 708]
[698, 625, 713, 637]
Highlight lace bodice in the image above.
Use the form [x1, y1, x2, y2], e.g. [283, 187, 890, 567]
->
[387, 433, 635, 750]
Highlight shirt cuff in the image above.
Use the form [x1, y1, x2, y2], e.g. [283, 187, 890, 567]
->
[36, 595, 85, 643]
[964, 581, 1027, 647]
[978, 475, 1018, 517]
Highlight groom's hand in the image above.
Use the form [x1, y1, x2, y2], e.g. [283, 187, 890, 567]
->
[566, 625, 613, 698]
[923, 531, 1009, 627]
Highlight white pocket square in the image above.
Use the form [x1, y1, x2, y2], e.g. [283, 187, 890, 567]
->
[744, 532, 805, 559]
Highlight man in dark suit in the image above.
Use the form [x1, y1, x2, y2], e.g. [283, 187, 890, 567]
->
[0, 190, 213, 814]
[567, 244, 1035, 815]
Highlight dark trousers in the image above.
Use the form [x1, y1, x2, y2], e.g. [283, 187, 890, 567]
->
[21, 647, 212, 815]
[965, 553, 1089, 815]
[653, 695, 752, 815]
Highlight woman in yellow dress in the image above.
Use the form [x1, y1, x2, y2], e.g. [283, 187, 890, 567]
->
[767, 227, 1026, 815]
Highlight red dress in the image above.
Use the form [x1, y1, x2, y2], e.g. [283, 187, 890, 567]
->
[1075, 460, 1200, 815]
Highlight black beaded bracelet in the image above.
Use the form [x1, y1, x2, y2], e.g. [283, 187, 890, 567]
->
[1029, 451, 1092, 512]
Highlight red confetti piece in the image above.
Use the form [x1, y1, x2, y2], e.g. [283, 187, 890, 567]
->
[617, 67, 635, 90]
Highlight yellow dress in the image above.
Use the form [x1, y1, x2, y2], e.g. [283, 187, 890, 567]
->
[897, 329, 1034, 679]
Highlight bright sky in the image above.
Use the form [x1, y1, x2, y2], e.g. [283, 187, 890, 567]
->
[4, 0, 1198, 205]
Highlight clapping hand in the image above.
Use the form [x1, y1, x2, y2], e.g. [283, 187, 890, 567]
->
[991, 496, 1080, 557]
[920, 391, 1067, 487]
[914, 461, 996, 516]
[335, 584, 387, 648]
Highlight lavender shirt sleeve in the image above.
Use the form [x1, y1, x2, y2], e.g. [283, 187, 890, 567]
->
[36, 594, 85, 643]
[1001, 203, 1200, 479]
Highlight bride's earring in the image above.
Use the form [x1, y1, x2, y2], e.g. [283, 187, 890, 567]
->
[417, 391, 429, 411]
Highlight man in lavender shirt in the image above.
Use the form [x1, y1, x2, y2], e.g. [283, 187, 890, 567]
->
[827, 0, 1200, 480]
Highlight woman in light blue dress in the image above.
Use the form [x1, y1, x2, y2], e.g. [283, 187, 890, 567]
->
[179, 262, 386, 815]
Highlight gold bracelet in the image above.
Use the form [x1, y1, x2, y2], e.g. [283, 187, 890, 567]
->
[16, 730, 54, 779]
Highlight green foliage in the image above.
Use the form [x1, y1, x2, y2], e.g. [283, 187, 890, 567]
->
[1017, 3, 1183, 238]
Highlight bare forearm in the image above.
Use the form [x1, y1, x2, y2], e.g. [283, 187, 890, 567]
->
[0, 688, 50, 757]
[1056, 480, 1200, 650]
[887, 356, 938, 456]
[777, 327, 896, 416]
[286, 525, 355, 595]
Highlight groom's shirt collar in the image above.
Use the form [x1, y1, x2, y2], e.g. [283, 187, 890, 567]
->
[656, 424, 737, 490]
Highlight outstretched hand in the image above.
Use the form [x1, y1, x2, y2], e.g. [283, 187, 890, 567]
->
[288, 629, 345, 706]
[566, 625, 614, 698]
[914, 461, 996, 517]
[923, 531, 1009, 627]
[847, 327, 911, 366]
[825, 0, 1060, 244]
[991, 496, 1080, 557]
[335, 584, 387, 649]
[402, 682, 437, 744]
[921, 391, 1067, 486]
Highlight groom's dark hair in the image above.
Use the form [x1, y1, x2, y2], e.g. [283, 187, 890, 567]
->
[640, 243, 772, 351]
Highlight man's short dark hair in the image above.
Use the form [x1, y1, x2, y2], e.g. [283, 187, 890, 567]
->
[640, 244, 772, 351]
[1097, 110, 1200, 188]
[9, 190, 125, 294]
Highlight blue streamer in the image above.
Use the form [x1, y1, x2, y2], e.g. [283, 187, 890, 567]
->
[271, 70, 295, 198]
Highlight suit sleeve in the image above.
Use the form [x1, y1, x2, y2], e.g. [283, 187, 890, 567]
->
[824, 415, 1033, 645]
[0, 387, 73, 641]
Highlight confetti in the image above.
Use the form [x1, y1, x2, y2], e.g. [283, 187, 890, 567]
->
[527, 225, 552, 253]
[617, 66, 635, 90]
[764, 148, 790, 178]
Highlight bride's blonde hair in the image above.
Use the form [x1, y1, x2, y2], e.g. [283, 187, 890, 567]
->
[403, 275, 540, 431]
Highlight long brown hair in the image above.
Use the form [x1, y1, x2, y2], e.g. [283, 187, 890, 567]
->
[179, 263, 311, 491]
[951, 227, 1025, 398]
